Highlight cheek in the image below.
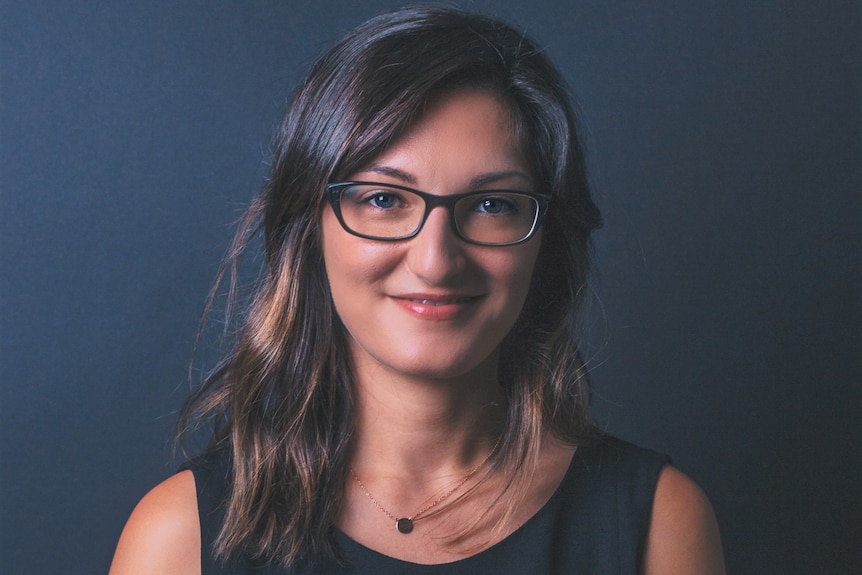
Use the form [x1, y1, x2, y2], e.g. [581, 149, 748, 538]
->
[512, 243, 543, 314]
[321, 208, 363, 279]
[479, 241, 542, 329]
[320, 211, 358, 314]
[320, 207, 346, 265]
[320, 210, 398, 304]
[501, 239, 542, 295]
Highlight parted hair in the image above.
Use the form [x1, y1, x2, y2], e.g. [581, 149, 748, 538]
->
[179, 5, 602, 568]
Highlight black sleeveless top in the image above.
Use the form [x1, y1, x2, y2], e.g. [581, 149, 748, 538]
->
[190, 436, 669, 574]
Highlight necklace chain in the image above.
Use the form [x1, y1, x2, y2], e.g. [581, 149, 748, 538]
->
[351, 436, 502, 534]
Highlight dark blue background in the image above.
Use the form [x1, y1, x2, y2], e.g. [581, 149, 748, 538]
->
[2, 1, 859, 573]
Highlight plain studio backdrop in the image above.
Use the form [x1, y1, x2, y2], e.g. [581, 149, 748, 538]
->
[1, 1, 859, 573]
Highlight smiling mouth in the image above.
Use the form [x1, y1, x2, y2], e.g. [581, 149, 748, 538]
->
[393, 294, 483, 319]
[407, 296, 478, 306]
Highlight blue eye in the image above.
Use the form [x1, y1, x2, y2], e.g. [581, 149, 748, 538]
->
[368, 192, 398, 209]
[340, 185, 415, 215]
[475, 196, 516, 214]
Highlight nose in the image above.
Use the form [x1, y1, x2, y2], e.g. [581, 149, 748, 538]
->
[405, 206, 466, 283]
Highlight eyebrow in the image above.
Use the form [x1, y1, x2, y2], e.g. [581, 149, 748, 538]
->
[469, 170, 533, 188]
[364, 165, 416, 184]
[363, 165, 533, 188]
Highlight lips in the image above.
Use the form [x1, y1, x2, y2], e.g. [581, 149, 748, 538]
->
[407, 296, 476, 306]
[391, 293, 483, 320]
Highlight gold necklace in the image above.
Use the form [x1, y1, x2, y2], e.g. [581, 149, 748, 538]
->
[351, 437, 502, 534]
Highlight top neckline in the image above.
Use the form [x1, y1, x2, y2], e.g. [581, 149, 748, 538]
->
[333, 442, 584, 568]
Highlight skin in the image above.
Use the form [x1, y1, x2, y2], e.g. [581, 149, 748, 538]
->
[109, 89, 725, 573]
[326, 89, 550, 562]
[109, 470, 199, 575]
[321, 94, 542, 386]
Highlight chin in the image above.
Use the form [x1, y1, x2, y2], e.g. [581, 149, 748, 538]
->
[388, 346, 499, 382]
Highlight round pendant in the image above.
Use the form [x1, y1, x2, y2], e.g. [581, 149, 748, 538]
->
[396, 517, 414, 534]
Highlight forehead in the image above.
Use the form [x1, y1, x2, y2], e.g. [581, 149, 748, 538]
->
[357, 89, 531, 186]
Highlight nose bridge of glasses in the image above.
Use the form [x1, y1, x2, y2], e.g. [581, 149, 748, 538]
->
[417, 193, 462, 241]
[410, 190, 459, 235]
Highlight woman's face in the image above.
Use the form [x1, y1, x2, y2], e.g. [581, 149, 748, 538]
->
[321, 89, 542, 381]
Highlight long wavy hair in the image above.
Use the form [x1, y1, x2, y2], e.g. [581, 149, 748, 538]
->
[179, 6, 602, 568]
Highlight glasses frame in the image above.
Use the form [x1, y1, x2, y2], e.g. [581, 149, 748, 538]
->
[326, 181, 551, 247]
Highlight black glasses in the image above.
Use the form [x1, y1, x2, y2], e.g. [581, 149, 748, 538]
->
[326, 182, 549, 246]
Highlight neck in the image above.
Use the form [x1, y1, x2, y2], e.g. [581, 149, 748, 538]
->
[349, 351, 506, 482]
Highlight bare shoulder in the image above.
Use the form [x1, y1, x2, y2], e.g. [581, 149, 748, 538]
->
[642, 465, 726, 575]
[109, 469, 201, 575]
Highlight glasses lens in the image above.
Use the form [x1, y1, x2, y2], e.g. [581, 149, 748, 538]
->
[337, 184, 424, 239]
[454, 192, 539, 245]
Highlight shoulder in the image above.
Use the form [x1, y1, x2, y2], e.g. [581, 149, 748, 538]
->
[109, 470, 201, 575]
[642, 466, 726, 575]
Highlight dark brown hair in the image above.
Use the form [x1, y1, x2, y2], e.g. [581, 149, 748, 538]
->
[180, 5, 602, 567]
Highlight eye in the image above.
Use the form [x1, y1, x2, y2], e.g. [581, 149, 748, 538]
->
[366, 191, 400, 209]
[343, 186, 411, 210]
[473, 195, 518, 215]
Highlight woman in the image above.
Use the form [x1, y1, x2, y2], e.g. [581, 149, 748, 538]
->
[110, 7, 724, 574]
